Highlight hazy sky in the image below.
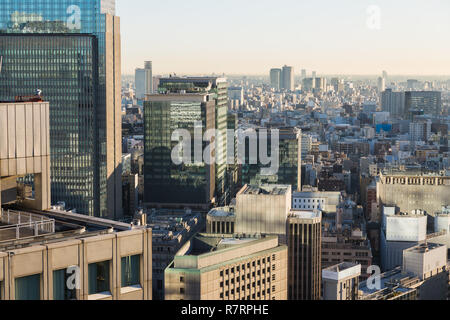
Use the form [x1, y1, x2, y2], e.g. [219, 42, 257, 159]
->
[117, 0, 450, 76]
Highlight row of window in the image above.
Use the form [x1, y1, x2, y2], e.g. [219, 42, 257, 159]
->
[3, 255, 140, 300]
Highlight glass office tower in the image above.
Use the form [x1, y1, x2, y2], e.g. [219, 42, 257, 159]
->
[0, 0, 122, 219]
[144, 94, 216, 208]
[158, 77, 229, 205]
[0, 34, 97, 214]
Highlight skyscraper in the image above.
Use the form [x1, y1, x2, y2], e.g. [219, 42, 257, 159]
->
[270, 68, 282, 90]
[143, 93, 216, 209]
[282, 65, 294, 91]
[0, 0, 122, 219]
[158, 77, 229, 205]
[135, 61, 153, 99]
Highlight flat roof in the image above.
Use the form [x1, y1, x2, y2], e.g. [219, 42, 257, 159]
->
[240, 185, 291, 196]
[289, 210, 321, 219]
[208, 207, 235, 217]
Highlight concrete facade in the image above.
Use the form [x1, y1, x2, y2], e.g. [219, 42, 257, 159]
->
[235, 185, 291, 241]
[165, 235, 288, 301]
[0, 211, 152, 300]
[0, 102, 50, 211]
[377, 172, 450, 216]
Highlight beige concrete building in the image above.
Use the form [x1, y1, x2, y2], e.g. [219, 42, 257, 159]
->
[0, 209, 152, 300]
[0, 101, 50, 211]
[165, 234, 288, 300]
[377, 171, 450, 217]
[322, 262, 361, 300]
[287, 210, 322, 300]
[235, 185, 291, 242]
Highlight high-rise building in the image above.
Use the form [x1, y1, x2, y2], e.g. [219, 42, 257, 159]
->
[381, 89, 405, 117]
[377, 77, 386, 92]
[287, 210, 322, 300]
[0, 0, 122, 220]
[235, 185, 292, 242]
[282, 66, 294, 91]
[135, 61, 153, 99]
[405, 91, 442, 118]
[158, 77, 229, 205]
[143, 93, 216, 210]
[270, 69, 282, 90]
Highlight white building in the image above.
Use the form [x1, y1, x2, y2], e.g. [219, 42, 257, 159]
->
[292, 191, 342, 212]
[135, 61, 153, 99]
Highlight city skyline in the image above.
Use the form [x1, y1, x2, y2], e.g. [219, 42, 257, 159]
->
[118, 0, 450, 76]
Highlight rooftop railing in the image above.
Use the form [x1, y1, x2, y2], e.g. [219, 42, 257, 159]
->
[0, 208, 55, 241]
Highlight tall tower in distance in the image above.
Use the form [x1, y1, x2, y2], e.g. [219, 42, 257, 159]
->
[282, 65, 294, 91]
[135, 61, 153, 99]
[270, 68, 282, 90]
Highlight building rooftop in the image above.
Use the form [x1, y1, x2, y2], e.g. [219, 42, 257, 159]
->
[0, 206, 139, 251]
[208, 207, 235, 218]
[289, 210, 322, 219]
[403, 242, 445, 254]
[240, 184, 291, 196]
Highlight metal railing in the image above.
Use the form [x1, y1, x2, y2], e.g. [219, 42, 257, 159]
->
[0, 208, 55, 241]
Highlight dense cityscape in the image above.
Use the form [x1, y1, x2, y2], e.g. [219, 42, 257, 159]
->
[0, 0, 449, 305]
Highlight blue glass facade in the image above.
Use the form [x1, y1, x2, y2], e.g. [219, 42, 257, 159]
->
[0, 0, 122, 219]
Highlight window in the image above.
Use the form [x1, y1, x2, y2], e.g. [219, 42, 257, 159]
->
[15, 274, 40, 300]
[53, 269, 76, 300]
[180, 276, 185, 283]
[88, 261, 110, 295]
[220, 271, 224, 277]
[180, 288, 185, 294]
[121, 255, 140, 287]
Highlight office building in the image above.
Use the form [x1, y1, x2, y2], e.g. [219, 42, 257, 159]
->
[377, 171, 450, 217]
[235, 185, 292, 242]
[405, 91, 442, 118]
[292, 191, 342, 212]
[143, 93, 216, 210]
[0, 101, 152, 300]
[158, 77, 229, 206]
[287, 210, 322, 300]
[135, 61, 153, 99]
[380, 209, 427, 271]
[322, 263, 361, 300]
[270, 69, 282, 91]
[281, 66, 294, 91]
[165, 234, 288, 300]
[241, 127, 302, 190]
[301, 69, 306, 80]
[0, 1, 123, 220]
[381, 89, 405, 117]
[0, 208, 152, 300]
